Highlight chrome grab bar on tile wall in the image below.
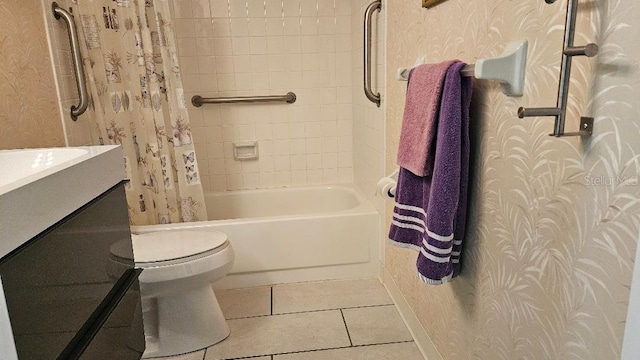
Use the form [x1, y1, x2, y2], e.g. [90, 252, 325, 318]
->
[364, 0, 382, 107]
[191, 92, 297, 107]
[52, 2, 89, 121]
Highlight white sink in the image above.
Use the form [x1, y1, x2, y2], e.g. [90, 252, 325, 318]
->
[0, 148, 89, 194]
[0, 146, 125, 258]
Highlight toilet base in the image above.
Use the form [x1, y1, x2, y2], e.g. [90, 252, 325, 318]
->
[140, 285, 230, 358]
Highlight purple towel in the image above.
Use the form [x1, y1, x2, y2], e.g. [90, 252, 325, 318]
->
[389, 61, 472, 285]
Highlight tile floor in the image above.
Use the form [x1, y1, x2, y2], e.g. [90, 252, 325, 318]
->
[155, 278, 424, 360]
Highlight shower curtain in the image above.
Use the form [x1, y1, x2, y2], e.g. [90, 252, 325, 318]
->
[72, 0, 207, 225]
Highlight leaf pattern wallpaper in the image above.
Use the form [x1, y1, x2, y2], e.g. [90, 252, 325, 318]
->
[385, 0, 640, 359]
[0, 0, 65, 149]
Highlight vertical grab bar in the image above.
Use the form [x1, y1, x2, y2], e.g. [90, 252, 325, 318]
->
[52, 2, 89, 121]
[517, 0, 598, 136]
[364, 0, 382, 107]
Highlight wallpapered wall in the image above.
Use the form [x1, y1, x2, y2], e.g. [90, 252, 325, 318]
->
[0, 0, 65, 149]
[385, 0, 640, 359]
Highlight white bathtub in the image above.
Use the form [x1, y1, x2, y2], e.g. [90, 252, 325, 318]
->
[133, 185, 380, 288]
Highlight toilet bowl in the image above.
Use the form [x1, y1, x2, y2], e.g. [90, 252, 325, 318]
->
[109, 230, 234, 358]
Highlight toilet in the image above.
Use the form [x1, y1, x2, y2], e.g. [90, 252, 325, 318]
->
[109, 230, 235, 358]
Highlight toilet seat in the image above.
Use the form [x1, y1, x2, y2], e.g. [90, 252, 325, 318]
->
[110, 230, 228, 267]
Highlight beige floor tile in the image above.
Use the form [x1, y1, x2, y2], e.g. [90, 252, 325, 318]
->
[272, 278, 392, 314]
[151, 349, 205, 360]
[215, 286, 271, 319]
[274, 342, 424, 360]
[342, 305, 414, 346]
[204, 310, 350, 359]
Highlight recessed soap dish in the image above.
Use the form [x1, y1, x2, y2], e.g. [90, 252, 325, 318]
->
[233, 141, 259, 160]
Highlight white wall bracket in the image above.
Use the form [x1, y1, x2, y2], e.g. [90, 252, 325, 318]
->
[396, 39, 529, 97]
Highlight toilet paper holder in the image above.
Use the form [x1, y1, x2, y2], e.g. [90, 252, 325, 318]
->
[376, 169, 399, 199]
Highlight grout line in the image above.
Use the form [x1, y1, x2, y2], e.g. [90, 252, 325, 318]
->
[270, 286, 273, 315]
[226, 303, 396, 321]
[340, 309, 353, 347]
[221, 341, 416, 360]
[202, 347, 207, 360]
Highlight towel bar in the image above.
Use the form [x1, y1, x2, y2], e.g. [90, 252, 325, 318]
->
[397, 40, 528, 97]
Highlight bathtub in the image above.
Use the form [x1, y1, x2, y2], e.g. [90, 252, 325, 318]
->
[132, 185, 380, 288]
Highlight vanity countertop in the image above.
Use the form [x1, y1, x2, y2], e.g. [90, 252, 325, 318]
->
[0, 145, 124, 258]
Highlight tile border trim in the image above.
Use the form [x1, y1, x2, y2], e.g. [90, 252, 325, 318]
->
[381, 269, 443, 360]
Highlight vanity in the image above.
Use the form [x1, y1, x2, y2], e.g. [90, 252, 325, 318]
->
[0, 146, 143, 359]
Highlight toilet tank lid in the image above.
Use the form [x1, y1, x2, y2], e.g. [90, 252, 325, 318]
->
[130, 230, 228, 263]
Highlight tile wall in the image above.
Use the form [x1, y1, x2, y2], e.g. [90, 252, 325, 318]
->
[171, 0, 354, 192]
[351, 0, 385, 212]
[43, 0, 94, 146]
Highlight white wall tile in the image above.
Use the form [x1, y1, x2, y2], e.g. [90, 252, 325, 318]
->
[213, 37, 233, 55]
[317, 0, 334, 17]
[307, 169, 323, 184]
[275, 171, 292, 186]
[248, 18, 266, 36]
[173, 0, 193, 18]
[266, 18, 284, 36]
[265, 0, 284, 17]
[260, 172, 276, 187]
[174, 0, 354, 191]
[283, 0, 301, 17]
[300, 0, 317, 17]
[247, 0, 265, 17]
[193, 0, 212, 18]
[283, 18, 301, 35]
[210, 0, 230, 18]
[243, 173, 260, 189]
[291, 170, 308, 185]
[229, 0, 248, 18]
[250, 37, 268, 54]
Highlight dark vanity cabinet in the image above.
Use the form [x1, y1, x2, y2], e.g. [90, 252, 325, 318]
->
[0, 182, 144, 359]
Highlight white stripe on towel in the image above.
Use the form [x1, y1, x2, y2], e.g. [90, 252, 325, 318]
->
[453, 240, 462, 245]
[392, 218, 454, 243]
[393, 213, 425, 227]
[451, 251, 461, 256]
[388, 238, 422, 252]
[420, 248, 450, 263]
[418, 271, 454, 285]
[394, 202, 427, 216]
[392, 220, 424, 233]
[422, 239, 452, 255]
[426, 228, 454, 242]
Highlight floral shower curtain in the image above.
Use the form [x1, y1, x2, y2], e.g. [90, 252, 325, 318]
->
[72, 0, 207, 225]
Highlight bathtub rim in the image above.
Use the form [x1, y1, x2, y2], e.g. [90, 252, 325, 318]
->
[132, 184, 377, 233]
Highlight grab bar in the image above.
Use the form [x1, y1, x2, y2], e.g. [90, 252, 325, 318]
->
[52, 2, 89, 121]
[191, 92, 297, 107]
[364, 0, 382, 107]
[517, 0, 597, 137]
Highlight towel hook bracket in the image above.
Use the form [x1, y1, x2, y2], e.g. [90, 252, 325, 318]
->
[518, 0, 597, 137]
